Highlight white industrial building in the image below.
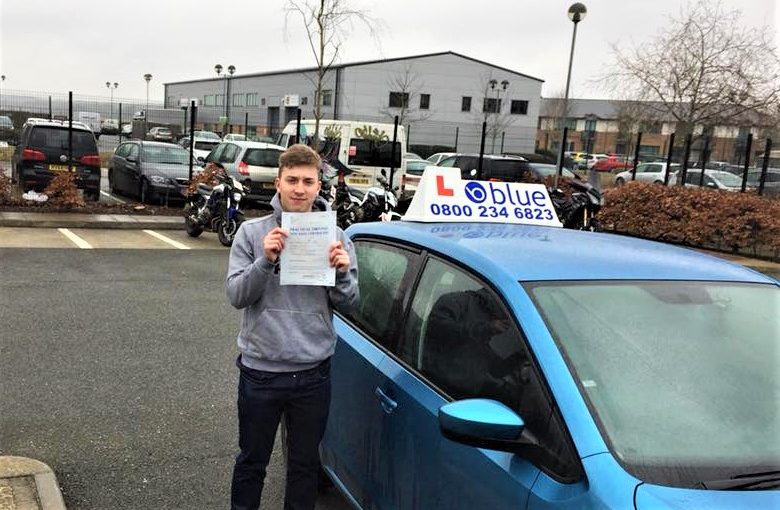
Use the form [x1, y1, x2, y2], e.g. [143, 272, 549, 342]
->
[163, 51, 544, 154]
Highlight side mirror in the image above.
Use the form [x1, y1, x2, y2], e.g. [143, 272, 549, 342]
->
[438, 399, 525, 453]
[381, 169, 387, 177]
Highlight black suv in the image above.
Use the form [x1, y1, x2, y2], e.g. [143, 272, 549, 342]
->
[11, 118, 101, 201]
[437, 154, 577, 182]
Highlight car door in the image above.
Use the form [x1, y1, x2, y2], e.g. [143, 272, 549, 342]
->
[218, 143, 241, 178]
[372, 255, 584, 510]
[325, 240, 422, 509]
[110, 143, 129, 192]
[124, 143, 142, 194]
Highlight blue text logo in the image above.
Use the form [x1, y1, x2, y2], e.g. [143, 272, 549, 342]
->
[464, 182, 487, 204]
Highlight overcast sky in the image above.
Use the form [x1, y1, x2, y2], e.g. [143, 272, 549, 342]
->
[0, 0, 776, 101]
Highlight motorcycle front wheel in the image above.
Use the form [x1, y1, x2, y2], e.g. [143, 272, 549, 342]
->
[183, 203, 204, 238]
[217, 212, 245, 247]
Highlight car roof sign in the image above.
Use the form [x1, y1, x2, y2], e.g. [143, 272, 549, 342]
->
[402, 166, 562, 227]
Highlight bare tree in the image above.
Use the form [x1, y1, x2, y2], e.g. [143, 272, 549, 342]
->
[472, 75, 515, 154]
[613, 100, 662, 156]
[541, 89, 573, 152]
[286, 0, 378, 145]
[378, 63, 433, 126]
[602, 0, 780, 137]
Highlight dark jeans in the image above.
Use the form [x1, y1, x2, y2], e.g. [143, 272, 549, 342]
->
[230, 356, 331, 510]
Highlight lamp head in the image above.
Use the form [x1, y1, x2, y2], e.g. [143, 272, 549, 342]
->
[489, 79, 497, 90]
[568, 3, 587, 23]
[214, 64, 223, 75]
[144, 73, 152, 83]
[227, 65, 236, 76]
[501, 79, 509, 90]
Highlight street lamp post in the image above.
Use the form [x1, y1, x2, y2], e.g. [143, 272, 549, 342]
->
[0, 75, 5, 111]
[555, 3, 587, 186]
[489, 79, 510, 153]
[106, 81, 118, 121]
[226, 65, 235, 134]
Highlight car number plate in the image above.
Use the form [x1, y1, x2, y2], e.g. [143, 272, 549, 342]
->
[348, 177, 370, 185]
[49, 164, 76, 172]
[262, 182, 276, 189]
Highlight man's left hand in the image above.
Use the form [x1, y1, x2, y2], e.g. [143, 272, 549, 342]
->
[329, 241, 351, 273]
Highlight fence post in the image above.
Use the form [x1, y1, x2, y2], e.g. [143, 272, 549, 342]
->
[118, 103, 123, 141]
[697, 136, 711, 187]
[758, 138, 772, 196]
[663, 132, 676, 185]
[631, 132, 643, 181]
[68, 91, 73, 170]
[454, 127, 459, 151]
[244, 112, 249, 138]
[48, 96, 52, 120]
[740, 133, 753, 192]
[478, 121, 487, 180]
[680, 133, 693, 186]
[500, 131, 505, 154]
[188, 101, 197, 181]
[389, 115, 399, 188]
[555, 126, 569, 188]
[295, 108, 302, 145]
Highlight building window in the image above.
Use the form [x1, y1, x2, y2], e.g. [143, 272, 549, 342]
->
[321, 89, 333, 107]
[420, 94, 430, 110]
[389, 91, 409, 109]
[261, 97, 266, 106]
[216, 95, 224, 107]
[246, 93, 258, 107]
[301, 97, 308, 105]
[483, 97, 502, 114]
[584, 118, 597, 132]
[233, 94, 243, 107]
[461, 96, 472, 112]
[510, 100, 529, 115]
[204, 95, 215, 107]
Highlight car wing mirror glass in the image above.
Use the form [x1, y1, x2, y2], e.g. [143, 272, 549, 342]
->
[438, 399, 525, 453]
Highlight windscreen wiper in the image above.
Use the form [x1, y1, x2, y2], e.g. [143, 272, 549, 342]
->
[697, 470, 780, 490]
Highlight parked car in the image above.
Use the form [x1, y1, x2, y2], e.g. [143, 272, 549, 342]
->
[584, 153, 609, 169]
[146, 126, 173, 142]
[121, 123, 133, 136]
[322, 219, 779, 508]
[108, 141, 195, 203]
[204, 140, 285, 202]
[437, 154, 576, 183]
[427, 152, 457, 165]
[101, 119, 119, 135]
[11, 118, 101, 201]
[405, 151, 423, 161]
[592, 154, 632, 173]
[180, 136, 221, 162]
[683, 169, 747, 192]
[223, 133, 247, 142]
[0, 115, 16, 144]
[614, 162, 679, 185]
[399, 158, 430, 198]
[746, 168, 780, 196]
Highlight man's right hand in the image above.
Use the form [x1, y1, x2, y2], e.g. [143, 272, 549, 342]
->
[263, 228, 288, 263]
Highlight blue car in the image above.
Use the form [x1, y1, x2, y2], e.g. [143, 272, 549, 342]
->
[321, 221, 779, 509]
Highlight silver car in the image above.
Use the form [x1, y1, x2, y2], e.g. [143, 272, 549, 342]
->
[614, 162, 679, 185]
[205, 140, 286, 202]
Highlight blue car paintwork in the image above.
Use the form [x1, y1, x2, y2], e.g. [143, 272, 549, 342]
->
[322, 222, 779, 509]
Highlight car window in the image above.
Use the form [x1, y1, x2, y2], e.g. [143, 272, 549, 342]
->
[220, 144, 240, 164]
[141, 145, 189, 165]
[491, 160, 529, 181]
[29, 127, 96, 152]
[195, 141, 220, 152]
[115, 144, 130, 158]
[401, 257, 582, 481]
[127, 144, 139, 160]
[454, 156, 479, 178]
[243, 148, 282, 167]
[438, 157, 457, 167]
[339, 241, 419, 351]
[347, 139, 402, 168]
[206, 143, 226, 162]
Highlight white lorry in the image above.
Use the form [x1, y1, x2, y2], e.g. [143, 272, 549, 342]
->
[76, 111, 102, 139]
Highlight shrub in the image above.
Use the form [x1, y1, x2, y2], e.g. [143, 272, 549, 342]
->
[0, 171, 11, 203]
[43, 171, 85, 208]
[600, 182, 780, 259]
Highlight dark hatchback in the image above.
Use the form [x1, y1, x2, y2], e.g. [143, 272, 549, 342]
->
[438, 154, 577, 182]
[11, 118, 101, 201]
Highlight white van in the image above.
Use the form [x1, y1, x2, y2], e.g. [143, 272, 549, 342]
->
[76, 112, 101, 139]
[277, 119, 407, 191]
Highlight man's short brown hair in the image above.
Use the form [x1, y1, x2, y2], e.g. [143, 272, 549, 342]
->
[278, 144, 321, 176]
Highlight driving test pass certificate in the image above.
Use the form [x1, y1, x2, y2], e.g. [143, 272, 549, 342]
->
[279, 211, 337, 286]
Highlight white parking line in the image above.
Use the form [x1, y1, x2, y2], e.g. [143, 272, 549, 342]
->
[143, 230, 191, 250]
[101, 190, 126, 204]
[58, 228, 93, 249]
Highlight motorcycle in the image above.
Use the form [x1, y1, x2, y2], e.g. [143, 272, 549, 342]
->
[548, 178, 603, 231]
[360, 170, 402, 223]
[184, 172, 247, 246]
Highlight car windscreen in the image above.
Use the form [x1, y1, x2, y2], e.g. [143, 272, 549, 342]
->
[194, 131, 220, 140]
[529, 163, 576, 178]
[405, 160, 428, 175]
[243, 148, 282, 167]
[709, 171, 743, 187]
[491, 160, 530, 180]
[194, 141, 219, 151]
[29, 127, 97, 155]
[141, 145, 190, 165]
[747, 170, 780, 184]
[526, 280, 779, 488]
[347, 139, 402, 168]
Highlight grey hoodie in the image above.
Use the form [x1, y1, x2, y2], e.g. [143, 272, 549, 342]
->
[225, 194, 359, 372]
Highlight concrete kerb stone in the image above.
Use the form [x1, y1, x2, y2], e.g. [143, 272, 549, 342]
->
[0, 457, 66, 510]
[0, 212, 183, 230]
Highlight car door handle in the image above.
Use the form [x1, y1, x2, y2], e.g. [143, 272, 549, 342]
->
[374, 387, 397, 414]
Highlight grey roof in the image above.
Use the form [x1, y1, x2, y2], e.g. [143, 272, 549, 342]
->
[539, 98, 621, 119]
[164, 51, 544, 87]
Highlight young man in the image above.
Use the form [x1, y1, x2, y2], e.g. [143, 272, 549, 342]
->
[225, 144, 358, 510]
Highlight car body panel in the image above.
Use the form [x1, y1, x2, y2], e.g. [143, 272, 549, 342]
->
[635, 480, 780, 509]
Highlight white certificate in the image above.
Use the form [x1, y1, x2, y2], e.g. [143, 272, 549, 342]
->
[280, 211, 338, 286]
